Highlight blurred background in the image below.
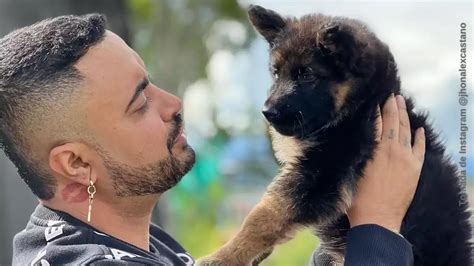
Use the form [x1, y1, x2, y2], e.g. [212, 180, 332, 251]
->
[0, 0, 472, 265]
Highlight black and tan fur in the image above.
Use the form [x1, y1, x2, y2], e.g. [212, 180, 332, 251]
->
[197, 5, 472, 266]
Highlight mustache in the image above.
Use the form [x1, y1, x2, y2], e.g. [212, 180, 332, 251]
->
[166, 113, 183, 151]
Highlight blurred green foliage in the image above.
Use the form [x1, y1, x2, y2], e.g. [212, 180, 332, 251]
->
[262, 230, 319, 266]
[127, 0, 254, 96]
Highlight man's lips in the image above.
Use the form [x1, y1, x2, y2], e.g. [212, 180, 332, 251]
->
[172, 124, 189, 149]
[167, 113, 186, 150]
[173, 125, 184, 144]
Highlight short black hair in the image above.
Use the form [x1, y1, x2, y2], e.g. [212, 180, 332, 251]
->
[0, 14, 107, 200]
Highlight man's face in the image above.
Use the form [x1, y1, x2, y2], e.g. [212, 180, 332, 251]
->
[75, 31, 195, 197]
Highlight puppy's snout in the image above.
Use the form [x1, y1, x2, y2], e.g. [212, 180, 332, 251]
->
[262, 106, 280, 122]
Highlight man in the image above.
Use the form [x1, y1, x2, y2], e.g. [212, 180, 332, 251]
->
[0, 14, 425, 265]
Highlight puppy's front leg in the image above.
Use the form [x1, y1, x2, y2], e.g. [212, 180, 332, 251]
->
[196, 191, 297, 266]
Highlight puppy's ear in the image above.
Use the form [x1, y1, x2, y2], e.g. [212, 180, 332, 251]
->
[317, 24, 352, 56]
[248, 5, 286, 45]
[317, 24, 374, 77]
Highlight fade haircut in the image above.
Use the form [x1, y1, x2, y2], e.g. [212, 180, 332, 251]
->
[0, 14, 107, 200]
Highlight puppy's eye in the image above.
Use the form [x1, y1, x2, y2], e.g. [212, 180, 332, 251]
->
[298, 67, 317, 83]
[271, 68, 279, 80]
[300, 73, 316, 81]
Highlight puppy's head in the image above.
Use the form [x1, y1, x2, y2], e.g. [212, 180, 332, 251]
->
[249, 5, 393, 138]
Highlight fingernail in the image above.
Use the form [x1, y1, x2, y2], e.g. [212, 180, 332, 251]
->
[396, 95, 406, 108]
[391, 93, 395, 98]
[420, 127, 424, 134]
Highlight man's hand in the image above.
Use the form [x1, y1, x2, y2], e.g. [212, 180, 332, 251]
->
[347, 94, 426, 233]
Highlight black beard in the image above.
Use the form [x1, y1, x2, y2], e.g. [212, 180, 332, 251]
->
[104, 148, 195, 196]
[97, 113, 196, 196]
[167, 113, 183, 151]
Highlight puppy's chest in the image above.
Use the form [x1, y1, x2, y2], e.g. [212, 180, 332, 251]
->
[269, 127, 317, 165]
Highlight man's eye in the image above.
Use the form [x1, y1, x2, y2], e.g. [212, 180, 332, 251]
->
[136, 95, 150, 114]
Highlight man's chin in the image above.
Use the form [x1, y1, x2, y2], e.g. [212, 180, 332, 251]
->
[173, 144, 196, 179]
[182, 145, 196, 172]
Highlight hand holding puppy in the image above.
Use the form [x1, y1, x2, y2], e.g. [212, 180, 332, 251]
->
[347, 94, 426, 233]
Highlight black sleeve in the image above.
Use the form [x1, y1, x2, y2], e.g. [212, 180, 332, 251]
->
[310, 224, 414, 266]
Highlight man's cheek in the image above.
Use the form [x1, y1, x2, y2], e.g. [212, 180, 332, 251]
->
[143, 120, 168, 145]
[137, 131, 168, 157]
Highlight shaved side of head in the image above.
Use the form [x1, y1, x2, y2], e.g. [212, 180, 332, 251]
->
[0, 14, 107, 199]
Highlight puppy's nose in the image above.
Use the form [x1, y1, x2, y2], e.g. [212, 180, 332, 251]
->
[262, 107, 280, 122]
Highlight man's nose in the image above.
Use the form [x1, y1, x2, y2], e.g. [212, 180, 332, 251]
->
[155, 86, 182, 121]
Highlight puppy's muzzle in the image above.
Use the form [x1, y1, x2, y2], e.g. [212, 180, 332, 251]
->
[262, 106, 280, 123]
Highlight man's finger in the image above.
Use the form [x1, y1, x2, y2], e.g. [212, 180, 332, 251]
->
[412, 127, 426, 162]
[374, 105, 382, 141]
[396, 95, 411, 148]
[381, 93, 399, 141]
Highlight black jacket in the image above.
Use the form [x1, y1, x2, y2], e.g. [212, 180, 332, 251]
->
[13, 204, 413, 265]
[13, 204, 193, 265]
[311, 224, 413, 265]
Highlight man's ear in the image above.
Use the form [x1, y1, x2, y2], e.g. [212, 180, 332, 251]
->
[248, 5, 286, 45]
[49, 143, 94, 186]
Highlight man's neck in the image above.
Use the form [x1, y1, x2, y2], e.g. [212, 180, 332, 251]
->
[41, 194, 160, 252]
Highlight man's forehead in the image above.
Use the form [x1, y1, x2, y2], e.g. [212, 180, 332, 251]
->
[74, 30, 146, 112]
[104, 31, 145, 66]
[76, 31, 137, 65]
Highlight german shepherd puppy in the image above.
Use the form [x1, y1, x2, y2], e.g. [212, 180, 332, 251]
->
[197, 5, 472, 266]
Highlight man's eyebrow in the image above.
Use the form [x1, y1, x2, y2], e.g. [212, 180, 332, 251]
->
[126, 76, 149, 113]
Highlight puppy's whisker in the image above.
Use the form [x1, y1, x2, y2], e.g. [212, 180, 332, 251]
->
[298, 111, 306, 138]
[293, 119, 299, 134]
[295, 112, 304, 138]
